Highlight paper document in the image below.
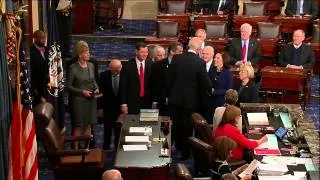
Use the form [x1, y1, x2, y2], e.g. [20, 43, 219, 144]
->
[129, 127, 152, 134]
[258, 163, 288, 176]
[123, 145, 148, 151]
[261, 156, 316, 171]
[247, 112, 269, 126]
[125, 136, 149, 143]
[280, 112, 293, 128]
[256, 134, 279, 149]
[258, 175, 300, 180]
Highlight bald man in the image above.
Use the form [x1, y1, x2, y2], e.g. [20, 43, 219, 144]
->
[102, 169, 122, 180]
[167, 37, 212, 160]
[30, 30, 49, 106]
[98, 59, 123, 150]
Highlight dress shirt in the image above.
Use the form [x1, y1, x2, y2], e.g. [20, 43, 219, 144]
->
[188, 49, 197, 54]
[206, 60, 213, 72]
[112, 74, 120, 95]
[34, 44, 45, 59]
[298, 0, 304, 15]
[135, 58, 145, 75]
[293, 43, 302, 49]
[241, 39, 249, 61]
[217, 0, 226, 11]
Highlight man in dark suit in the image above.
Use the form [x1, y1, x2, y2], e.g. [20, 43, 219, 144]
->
[120, 42, 153, 114]
[167, 37, 212, 159]
[211, 0, 235, 15]
[285, 0, 318, 19]
[278, 29, 315, 69]
[151, 42, 183, 116]
[228, 23, 261, 66]
[98, 59, 122, 149]
[30, 30, 48, 106]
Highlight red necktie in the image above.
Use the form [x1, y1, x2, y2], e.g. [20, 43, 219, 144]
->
[38, 47, 45, 53]
[242, 41, 247, 62]
[139, 63, 145, 97]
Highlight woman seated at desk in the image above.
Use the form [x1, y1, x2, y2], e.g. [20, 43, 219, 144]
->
[234, 64, 259, 106]
[211, 136, 251, 180]
[214, 105, 268, 162]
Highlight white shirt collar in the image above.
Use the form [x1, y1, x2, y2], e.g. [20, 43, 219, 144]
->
[188, 49, 197, 54]
[135, 58, 145, 74]
[206, 60, 213, 72]
[293, 43, 302, 49]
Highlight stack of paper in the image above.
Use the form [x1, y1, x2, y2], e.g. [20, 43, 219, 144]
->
[129, 127, 152, 135]
[125, 136, 149, 143]
[123, 145, 148, 151]
[254, 134, 280, 155]
[257, 163, 288, 176]
[247, 112, 269, 126]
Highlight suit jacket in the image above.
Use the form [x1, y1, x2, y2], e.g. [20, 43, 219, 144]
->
[228, 38, 261, 65]
[278, 43, 315, 69]
[98, 70, 121, 119]
[285, 0, 319, 19]
[167, 52, 212, 109]
[211, 67, 233, 108]
[211, 0, 235, 14]
[234, 80, 259, 105]
[30, 44, 48, 99]
[120, 58, 153, 114]
[151, 58, 170, 105]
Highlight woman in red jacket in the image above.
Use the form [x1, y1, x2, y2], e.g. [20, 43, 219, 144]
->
[214, 105, 268, 161]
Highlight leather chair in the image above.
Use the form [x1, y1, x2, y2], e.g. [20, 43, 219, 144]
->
[175, 163, 211, 180]
[244, 2, 265, 16]
[167, 1, 186, 14]
[257, 22, 281, 67]
[145, 20, 180, 47]
[311, 24, 319, 43]
[34, 102, 105, 180]
[189, 137, 213, 177]
[191, 113, 213, 145]
[205, 21, 227, 39]
[158, 20, 179, 38]
[95, 0, 124, 30]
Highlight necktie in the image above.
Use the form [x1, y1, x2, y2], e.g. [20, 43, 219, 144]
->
[242, 41, 247, 62]
[112, 75, 119, 95]
[139, 63, 145, 97]
[38, 47, 45, 53]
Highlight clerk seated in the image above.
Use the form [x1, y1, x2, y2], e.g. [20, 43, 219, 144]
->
[214, 105, 268, 162]
[278, 29, 315, 69]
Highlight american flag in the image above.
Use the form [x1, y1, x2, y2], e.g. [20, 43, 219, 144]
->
[8, 49, 38, 180]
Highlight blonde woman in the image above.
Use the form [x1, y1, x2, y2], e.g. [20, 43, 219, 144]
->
[68, 40, 99, 149]
[234, 64, 258, 105]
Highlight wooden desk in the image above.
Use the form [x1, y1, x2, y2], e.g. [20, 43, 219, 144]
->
[144, 37, 179, 47]
[260, 66, 312, 109]
[273, 16, 312, 41]
[233, 15, 270, 36]
[114, 114, 171, 180]
[157, 14, 190, 31]
[206, 38, 229, 53]
[257, 38, 280, 68]
[193, 15, 228, 30]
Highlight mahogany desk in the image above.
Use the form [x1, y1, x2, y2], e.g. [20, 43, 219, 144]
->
[193, 14, 229, 30]
[114, 114, 171, 180]
[273, 16, 312, 41]
[260, 66, 312, 109]
[144, 37, 179, 47]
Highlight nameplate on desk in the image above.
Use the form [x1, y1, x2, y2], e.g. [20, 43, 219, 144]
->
[247, 112, 269, 126]
[140, 109, 159, 121]
[125, 136, 149, 143]
[123, 145, 148, 151]
[129, 127, 152, 134]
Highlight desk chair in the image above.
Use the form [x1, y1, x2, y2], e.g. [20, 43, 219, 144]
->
[244, 2, 266, 16]
[34, 102, 105, 180]
[95, 0, 124, 30]
[175, 163, 211, 180]
[145, 21, 180, 47]
[205, 21, 229, 52]
[191, 113, 213, 145]
[257, 22, 281, 67]
[167, 1, 187, 14]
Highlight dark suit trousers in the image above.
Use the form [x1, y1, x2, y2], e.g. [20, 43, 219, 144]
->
[103, 112, 120, 149]
[171, 105, 193, 157]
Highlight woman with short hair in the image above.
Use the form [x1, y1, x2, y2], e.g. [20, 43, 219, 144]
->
[234, 64, 258, 105]
[68, 40, 99, 149]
